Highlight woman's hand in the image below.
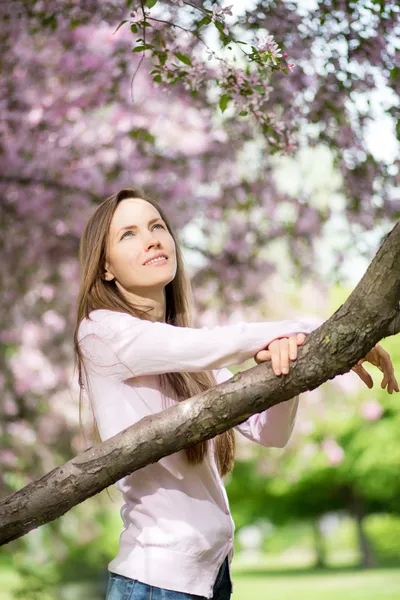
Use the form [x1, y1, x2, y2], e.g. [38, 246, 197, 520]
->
[255, 335, 399, 395]
[351, 343, 399, 394]
[254, 333, 306, 375]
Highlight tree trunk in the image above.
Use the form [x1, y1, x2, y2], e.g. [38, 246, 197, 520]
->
[352, 497, 377, 569]
[312, 519, 326, 569]
[0, 222, 399, 546]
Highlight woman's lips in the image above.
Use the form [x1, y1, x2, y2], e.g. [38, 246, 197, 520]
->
[144, 257, 168, 266]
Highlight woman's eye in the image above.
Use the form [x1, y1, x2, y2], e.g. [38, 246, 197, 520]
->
[121, 224, 165, 240]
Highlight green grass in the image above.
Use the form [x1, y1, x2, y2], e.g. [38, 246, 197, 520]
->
[231, 567, 400, 600]
[2, 564, 400, 600]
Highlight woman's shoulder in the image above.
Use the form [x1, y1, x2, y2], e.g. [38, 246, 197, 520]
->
[78, 309, 140, 341]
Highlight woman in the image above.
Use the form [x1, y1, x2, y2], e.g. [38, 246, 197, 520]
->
[74, 188, 398, 600]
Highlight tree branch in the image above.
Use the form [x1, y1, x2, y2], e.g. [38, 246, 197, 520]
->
[0, 222, 399, 545]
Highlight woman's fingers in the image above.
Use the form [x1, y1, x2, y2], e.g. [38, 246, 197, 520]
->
[256, 337, 400, 391]
[378, 346, 395, 376]
[255, 333, 309, 375]
[279, 338, 290, 374]
[269, 340, 282, 375]
[289, 335, 298, 361]
[368, 345, 399, 394]
[354, 345, 399, 395]
[381, 368, 399, 394]
[254, 349, 271, 364]
[352, 364, 374, 389]
[296, 333, 306, 345]
[381, 371, 388, 390]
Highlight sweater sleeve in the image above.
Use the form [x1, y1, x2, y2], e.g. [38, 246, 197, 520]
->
[213, 367, 300, 448]
[78, 309, 322, 382]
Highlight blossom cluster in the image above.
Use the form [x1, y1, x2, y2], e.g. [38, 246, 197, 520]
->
[124, 1, 294, 150]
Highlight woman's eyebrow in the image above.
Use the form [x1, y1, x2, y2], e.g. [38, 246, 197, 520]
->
[115, 218, 164, 238]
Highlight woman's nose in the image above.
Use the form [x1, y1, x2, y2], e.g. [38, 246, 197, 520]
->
[144, 233, 161, 249]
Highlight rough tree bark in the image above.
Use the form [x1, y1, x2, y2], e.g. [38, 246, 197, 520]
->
[0, 222, 399, 546]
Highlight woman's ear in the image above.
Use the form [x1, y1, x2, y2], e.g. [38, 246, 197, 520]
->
[103, 262, 114, 282]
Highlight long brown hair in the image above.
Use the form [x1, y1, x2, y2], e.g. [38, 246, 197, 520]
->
[73, 188, 235, 483]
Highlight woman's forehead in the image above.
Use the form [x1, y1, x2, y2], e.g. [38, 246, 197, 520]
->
[111, 198, 161, 230]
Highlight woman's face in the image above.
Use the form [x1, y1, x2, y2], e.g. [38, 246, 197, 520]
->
[104, 198, 177, 295]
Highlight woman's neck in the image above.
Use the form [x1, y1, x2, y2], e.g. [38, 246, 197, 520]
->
[119, 284, 166, 322]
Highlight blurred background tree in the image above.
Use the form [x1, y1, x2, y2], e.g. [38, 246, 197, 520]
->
[228, 285, 400, 571]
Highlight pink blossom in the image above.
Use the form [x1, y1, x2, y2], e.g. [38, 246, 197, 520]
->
[0, 329, 19, 344]
[182, 63, 208, 93]
[0, 450, 18, 467]
[256, 35, 282, 63]
[321, 439, 344, 466]
[40, 285, 55, 302]
[4, 394, 18, 416]
[21, 322, 43, 347]
[212, 4, 233, 16]
[207, 206, 223, 219]
[295, 205, 320, 236]
[42, 310, 66, 333]
[7, 421, 37, 445]
[334, 371, 363, 395]
[360, 399, 383, 421]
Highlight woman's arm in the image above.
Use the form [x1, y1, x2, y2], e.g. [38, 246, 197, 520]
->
[214, 367, 299, 448]
[78, 309, 320, 381]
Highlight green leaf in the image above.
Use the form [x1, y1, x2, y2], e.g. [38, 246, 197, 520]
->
[219, 94, 231, 113]
[146, 0, 158, 7]
[132, 44, 154, 52]
[153, 75, 162, 83]
[239, 110, 248, 116]
[196, 16, 212, 28]
[128, 128, 155, 143]
[390, 67, 398, 81]
[113, 19, 128, 34]
[130, 24, 137, 34]
[42, 13, 58, 30]
[174, 52, 192, 66]
[155, 50, 168, 66]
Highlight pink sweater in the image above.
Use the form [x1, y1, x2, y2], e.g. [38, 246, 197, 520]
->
[78, 309, 320, 598]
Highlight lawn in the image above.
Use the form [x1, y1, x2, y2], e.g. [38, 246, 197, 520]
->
[231, 567, 400, 600]
[2, 564, 400, 599]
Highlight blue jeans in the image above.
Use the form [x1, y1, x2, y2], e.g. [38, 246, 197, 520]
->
[105, 556, 232, 600]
